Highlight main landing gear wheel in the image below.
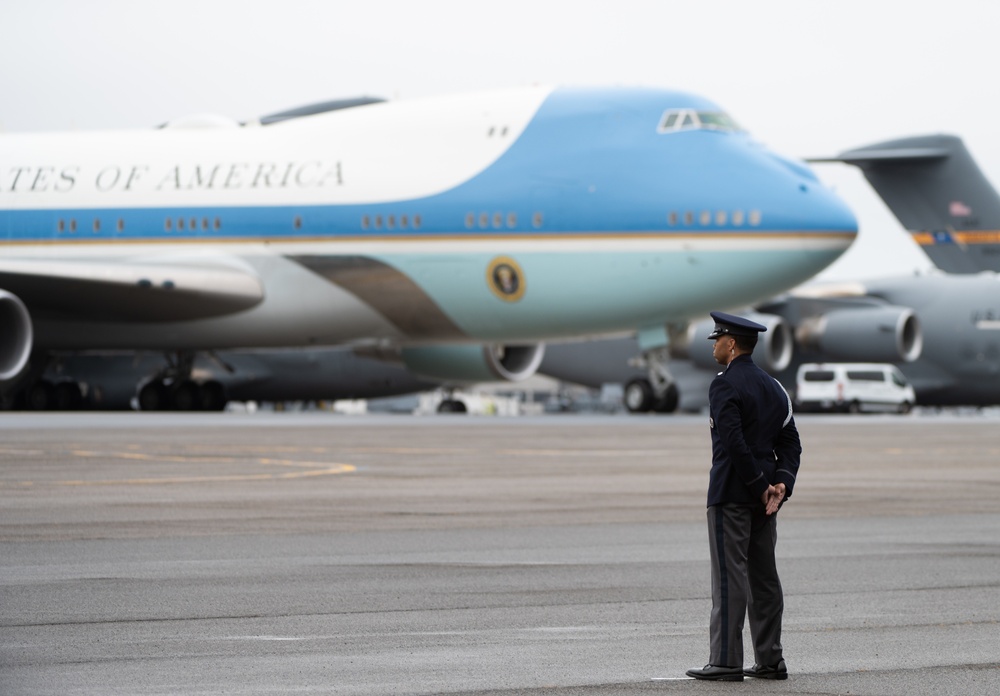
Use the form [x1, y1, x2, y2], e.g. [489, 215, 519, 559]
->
[137, 379, 228, 411]
[170, 380, 201, 411]
[53, 382, 83, 411]
[25, 381, 55, 411]
[138, 381, 167, 411]
[437, 399, 468, 413]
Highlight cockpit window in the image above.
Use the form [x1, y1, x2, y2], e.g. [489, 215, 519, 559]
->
[657, 109, 742, 134]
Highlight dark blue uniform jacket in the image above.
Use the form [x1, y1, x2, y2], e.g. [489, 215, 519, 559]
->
[708, 354, 801, 507]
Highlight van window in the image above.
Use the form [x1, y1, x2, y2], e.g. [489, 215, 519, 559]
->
[846, 370, 886, 382]
[803, 370, 835, 382]
[891, 371, 908, 387]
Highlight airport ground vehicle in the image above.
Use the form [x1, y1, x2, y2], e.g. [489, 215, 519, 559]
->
[795, 363, 915, 414]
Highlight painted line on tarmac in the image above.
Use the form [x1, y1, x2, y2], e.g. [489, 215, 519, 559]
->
[52, 463, 357, 486]
[650, 677, 695, 681]
[1, 448, 356, 487]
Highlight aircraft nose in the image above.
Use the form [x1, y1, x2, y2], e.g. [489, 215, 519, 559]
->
[761, 150, 858, 235]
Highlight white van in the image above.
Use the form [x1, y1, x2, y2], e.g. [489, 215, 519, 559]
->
[794, 363, 916, 414]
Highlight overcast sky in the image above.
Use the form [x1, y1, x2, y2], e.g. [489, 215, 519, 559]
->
[3, 0, 998, 281]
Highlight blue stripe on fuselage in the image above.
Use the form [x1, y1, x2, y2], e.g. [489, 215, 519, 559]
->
[0, 87, 857, 243]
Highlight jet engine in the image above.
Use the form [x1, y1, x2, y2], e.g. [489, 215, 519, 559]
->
[400, 343, 545, 383]
[795, 306, 922, 362]
[0, 290, 33, 381]
[674, 312, 794, 373]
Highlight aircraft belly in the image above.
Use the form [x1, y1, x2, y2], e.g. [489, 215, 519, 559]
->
[376, 243, 849, 341]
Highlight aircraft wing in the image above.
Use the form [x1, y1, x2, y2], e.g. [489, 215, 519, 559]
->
[0, 257, 264, 322]
[806, 147, 949, 165]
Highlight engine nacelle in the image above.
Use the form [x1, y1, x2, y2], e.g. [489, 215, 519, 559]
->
[0, 290, 33, 381]
[673, 312, 793, 373]
[796, 306, 922, 363]
[400, 343, 545, 383]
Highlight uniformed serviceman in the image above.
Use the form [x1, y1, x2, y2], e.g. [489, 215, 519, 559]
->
[686, 311, 801, 682]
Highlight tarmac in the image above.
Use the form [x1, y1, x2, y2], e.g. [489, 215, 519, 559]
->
[1, 412, 999, 695]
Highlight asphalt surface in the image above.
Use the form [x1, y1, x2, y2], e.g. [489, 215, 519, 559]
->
[1, 413, 999, 695]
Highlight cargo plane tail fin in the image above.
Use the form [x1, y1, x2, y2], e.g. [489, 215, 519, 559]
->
[811, 134, 1000, 273]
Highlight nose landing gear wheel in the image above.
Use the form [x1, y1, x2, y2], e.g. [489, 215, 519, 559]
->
[652, 383, 679, 413]
[624, 378, 654, 413]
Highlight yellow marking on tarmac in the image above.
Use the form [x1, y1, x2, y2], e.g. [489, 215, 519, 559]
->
[1, 448, 355, 487]
[73, 449, 210, 463]
[497, 449, 665, 457]
[54, 463, 356, 486]
[348, 447, 478, 455]
[346, 447, 662, 457]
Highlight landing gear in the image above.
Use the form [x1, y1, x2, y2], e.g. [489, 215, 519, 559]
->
[624, 378, 679, 413]
[652, 383, 680, 413]
[53, 381, 84, 410]
[437, 398, 468, 413]
[136, 377, 228, 411]
[624, 378, 653, 412]
[435, 387, 469, 413]
[0, 352, 89, 411]
[624, 346, 679, 414]
[7, 379, 86, 411]
[134, 352, 228, 411]
[200, 380, 227, 411]
[1, 351, 229, 412]
[138, 380, 167, 411]
[24, 380, 55, 411]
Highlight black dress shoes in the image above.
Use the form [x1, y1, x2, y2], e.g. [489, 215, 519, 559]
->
[685, 664, 744, 681]
[744, 659, 788, 680]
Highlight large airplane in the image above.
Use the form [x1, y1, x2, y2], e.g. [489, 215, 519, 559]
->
[542, 133, 1000, 411]
[1, 85, 857, 410]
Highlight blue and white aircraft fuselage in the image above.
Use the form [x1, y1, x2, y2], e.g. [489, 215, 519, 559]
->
[0, 85, 856, 383]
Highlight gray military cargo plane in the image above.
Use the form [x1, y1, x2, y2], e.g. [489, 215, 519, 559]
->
[756, 272, 999, 408]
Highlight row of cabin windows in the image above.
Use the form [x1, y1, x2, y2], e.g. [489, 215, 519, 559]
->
[668, 209, 762, 227]
[361, 214, 422, 231]
[54, 210, 760, 236]
[57, 218, 126, 234]
[465, 212, 544, 230]
[166, 217, 222, 232]
[55, 218, 225, 234]
[57, 219, 104, 234]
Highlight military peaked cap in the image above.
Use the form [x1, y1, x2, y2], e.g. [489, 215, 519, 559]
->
[706, 311, 768, 340]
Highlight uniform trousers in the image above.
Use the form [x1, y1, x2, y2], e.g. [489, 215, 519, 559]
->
[706, 504, 784, 667]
